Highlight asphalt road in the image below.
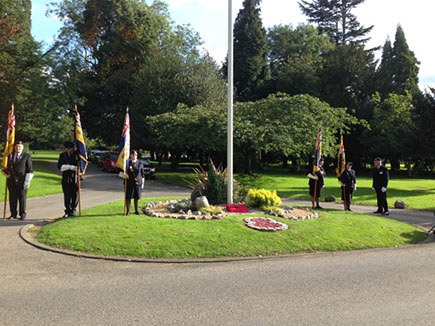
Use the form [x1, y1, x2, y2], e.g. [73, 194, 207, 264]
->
[1, 163, 435, 325]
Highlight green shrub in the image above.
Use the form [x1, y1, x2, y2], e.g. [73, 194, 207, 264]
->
[206, 163, 225, 205]
[200, 205, 224, 215]
[246, 188, 282, 208]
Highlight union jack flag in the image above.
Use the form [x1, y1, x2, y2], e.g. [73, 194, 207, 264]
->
[335, 134, 346, 177]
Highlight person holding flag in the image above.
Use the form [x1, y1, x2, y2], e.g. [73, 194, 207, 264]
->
[307, 128, 325, 209]
[120, 150, 145, 215]
[335, 134, 356, 211]
[57, 141, 79, 218]
[75, 107, 88, 215]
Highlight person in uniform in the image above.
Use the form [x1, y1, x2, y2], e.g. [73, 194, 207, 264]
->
[57, 141, 78, 218]
[6, 141, 33, 220]
[122, 150, 144, 215]
[340, 162, 356, 211]
[308, 158, 325, 209]
[372, 157, 389, 215]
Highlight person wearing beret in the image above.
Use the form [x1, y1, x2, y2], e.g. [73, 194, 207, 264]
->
[340, 162, 357, 211]
[372, 157, 389, 215]
[6, 141, 33, 220]
[57, 141, 79, 218]
[119, 150, 145, 215]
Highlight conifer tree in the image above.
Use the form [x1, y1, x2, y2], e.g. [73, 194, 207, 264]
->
[299, 0, 373, 45]
[233, 0, 270, 101]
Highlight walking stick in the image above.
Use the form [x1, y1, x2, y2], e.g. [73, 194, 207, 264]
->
[3, 183, 7, 220]
[77, 165, 81, 216]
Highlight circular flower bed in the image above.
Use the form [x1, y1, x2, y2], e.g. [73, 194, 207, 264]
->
[244, 217, 289, 232]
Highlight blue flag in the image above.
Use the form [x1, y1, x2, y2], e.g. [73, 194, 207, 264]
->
[313, 127, 322, 174]
[75, 107, 88, 174]
[116, 108, 130, 177]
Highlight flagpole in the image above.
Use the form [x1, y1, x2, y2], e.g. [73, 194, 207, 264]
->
[3, 183, 7, 220]
[124, 180, 127, 216]
[227, 0, 234, 204]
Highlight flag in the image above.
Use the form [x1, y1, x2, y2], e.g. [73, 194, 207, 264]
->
[75, 106, 88, 174]
[1, 105, 16, 178]
[116, 108, 130, 177]
[312, 127, 322, 174]
[335, 134, 346, 177]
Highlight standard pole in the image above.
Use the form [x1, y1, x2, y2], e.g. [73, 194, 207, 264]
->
[77, 165, 82, 216]
[227, 0, 234, 204]
[124, 180, 127, 216]
[3, 183, 7, 220]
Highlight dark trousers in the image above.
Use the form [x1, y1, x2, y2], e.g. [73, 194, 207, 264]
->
[375, 188, 388, 212]
[62, 182, 78, 214]
[342, 186, 353, 209]
[7, 182, 27, 217]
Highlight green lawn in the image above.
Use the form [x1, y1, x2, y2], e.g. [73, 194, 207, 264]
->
[0, 150, 62, 199]
[156, 164, 435, 211]
[34, 197, 427, 259]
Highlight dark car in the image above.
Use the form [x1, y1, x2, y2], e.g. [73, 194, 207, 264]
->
[139, 158, 156, 180]
[102, 152, 121, 172]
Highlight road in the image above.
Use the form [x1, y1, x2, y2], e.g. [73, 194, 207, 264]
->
[1, 163, 434, 325]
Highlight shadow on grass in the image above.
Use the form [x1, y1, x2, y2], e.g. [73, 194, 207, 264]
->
[400, 230, 428, 243]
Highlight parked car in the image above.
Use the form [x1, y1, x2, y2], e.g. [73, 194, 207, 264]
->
[89, 149, 107, 166]
[139, 158, 156, 179]
[102, 152, 120, 172]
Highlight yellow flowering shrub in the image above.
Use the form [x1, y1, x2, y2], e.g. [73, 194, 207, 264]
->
[246, 189, 282, 208]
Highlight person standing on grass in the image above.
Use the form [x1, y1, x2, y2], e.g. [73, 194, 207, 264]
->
[340, 162, 356, 211]
[120, 150, 144, 215]
[308, 158, 325, 209]
[58, 141, 78, 218]
[372, 157, 389, 215]
[6, 141, 33, 220]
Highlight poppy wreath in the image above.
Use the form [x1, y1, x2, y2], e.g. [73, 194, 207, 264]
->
[244, 217, 288, 231]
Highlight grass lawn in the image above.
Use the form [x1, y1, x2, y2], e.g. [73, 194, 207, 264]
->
[0, 150, 62, 199]
[34, 197, 427, 259]
[155, 164, 435, 211]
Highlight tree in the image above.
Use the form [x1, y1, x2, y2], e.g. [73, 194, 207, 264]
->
[267, 23, 334, 97]
[374, 38, 395, 98]
[232, 0, 270, 101]
[299, 0, 374, 45]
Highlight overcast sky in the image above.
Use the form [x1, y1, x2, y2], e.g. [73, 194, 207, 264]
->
[31, 0, 435, 89]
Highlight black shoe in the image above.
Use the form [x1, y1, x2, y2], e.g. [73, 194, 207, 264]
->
[382, 211, 390, 216]
[126, 212, 130, 216]
[373, 210, 382, 214]
[63, 214, 69, 218]
[135, 211, 140, 215]
[315, 206, 323, 209]
[7, 216, 16, 220]
[19, 215, 26, 220]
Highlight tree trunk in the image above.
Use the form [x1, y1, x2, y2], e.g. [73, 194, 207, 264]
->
[244, 151, 252, 175]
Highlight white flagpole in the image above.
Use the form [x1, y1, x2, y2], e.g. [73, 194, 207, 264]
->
[227, 0, 234, 204]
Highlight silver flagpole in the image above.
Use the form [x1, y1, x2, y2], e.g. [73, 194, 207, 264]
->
[227, 0, 234, 204]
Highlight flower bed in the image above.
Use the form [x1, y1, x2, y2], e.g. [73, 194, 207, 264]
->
[244, 217, 288, 231]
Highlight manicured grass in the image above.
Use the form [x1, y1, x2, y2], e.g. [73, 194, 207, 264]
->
[155, 165, 435, 211]
[35, 197, 427, 259]
[0, 150, 62, 199]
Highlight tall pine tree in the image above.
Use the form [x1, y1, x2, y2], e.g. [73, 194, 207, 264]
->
[233, 0, 269, 101]
[299, 0, 373, 45]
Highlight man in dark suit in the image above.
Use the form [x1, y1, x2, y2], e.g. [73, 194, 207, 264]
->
[340, 162, 356, 211]
[57, 141, 78, 218]
[308, 158, 325, 209]
[6, 141, 33, 220]
[372, 157, 389, 215]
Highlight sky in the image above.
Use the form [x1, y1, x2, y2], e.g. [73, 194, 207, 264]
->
[31, 0, 435, 89]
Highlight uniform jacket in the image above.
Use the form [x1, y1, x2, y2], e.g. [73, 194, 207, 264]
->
[372, 165, 389, 189]
[309, 166, 325, 187]
[58, 151, 78, 184]
[7, 151, 33, 184]
[127, 160, 145, 187]
[340, 169, 356, 189]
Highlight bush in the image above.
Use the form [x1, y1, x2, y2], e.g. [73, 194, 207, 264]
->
[246, 189, 282, 208]
[206, 164, 225, 205]
[200, 205, 224, 215]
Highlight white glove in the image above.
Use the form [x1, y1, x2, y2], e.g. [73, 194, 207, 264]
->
[69, 165, 77, 171]
[339, 181, 344, 186]
[354, 184, 357, 191]
[307, 173, 318, 180]
[141, 178, 145, 189]
[372, 187, 375, 191]
[381, 187, 387, 192]
[23, 173, 34, 189]
[118, 172, 127, 179]
[60, 164, 70, 172]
